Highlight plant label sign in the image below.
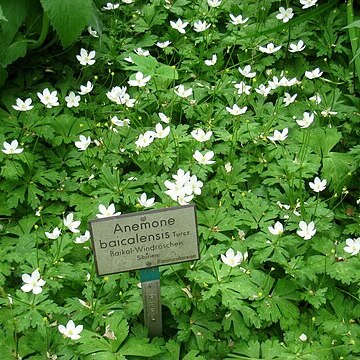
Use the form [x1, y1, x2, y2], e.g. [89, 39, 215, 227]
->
[89, 205, 199, 275]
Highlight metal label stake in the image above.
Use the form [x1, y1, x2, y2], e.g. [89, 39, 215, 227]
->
[140, 267, 162, 337]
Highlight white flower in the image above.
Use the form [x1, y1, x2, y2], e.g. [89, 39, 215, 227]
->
[170, 18, 188, 34]
[234, 81, 251, 95]
[74, 230, 91, 244]
[224, 162, 232, 173]
[111, 116, 130, 129]
[177, 194, 194, 205]
[96, 204, 121, 218]
[153, 123, 170, 138]
[87, 26, 99, 38]
[296, 112, 314, 128]
[259, 43, 282, 54]
[12, 98, 34, 111]
[134, 47, 150, 56]
[21, 270, 46, 294]
[309, 93, 321, 104]
[172, 168, 191, 185]
[158, 112, 170, 123]
[230, 14, 249, 25]
[63, 213, 81, 233]
[78, 81, 93, 95]
[283, 92, 297, 106]
[128, 72, 151, 87]
[289, 40, 306, 52]
[276, 7, 294, 23]
[238, 65, 256, 78]
[309, 177, 327, 192]
[297, 221, 316, 240]
[305, 68, 323, 79]
[174, 84, 193, 98]
[279, 76, 298, 87]
[102, 2, 119, 10]
[75, 135, 91, 151]
[268, 76, 281, 89]
[268, 221, 284, 235]
[135, 132, 155, 148]
[267, 128, 288, 142]
[122, 0, 133, 3]
[188, 175, 203, 195]
[343, 238, 360, 256]
[45, 227, 61, 240]
[76, 48, 96, 66]
[138, 193, 155, 208]
[58, 320, 83, 340]
[164, 180, 187, 201]
[299, 333, 308, 342]
[208, 0, 221, 7]
[321, 108, 337, 117]
[193, 150, 215, 165]
[37, 88, 59, 108]
[156, 41, 171, 48]
[300, 0, 318, 9]
[65, 92, 81, 108]
[226, 104, 247, 115]
[193, 20, 211, 32]
[124, 56, 134, 63]
[191, 129, 212, 142]
[2, 140, 24, 154]
[255, 84, 271, 97]
[221, 248, 248, 267]
[204, 54, 217, 66]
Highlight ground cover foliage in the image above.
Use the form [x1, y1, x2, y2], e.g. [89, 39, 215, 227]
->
[1, 0, 360, 358]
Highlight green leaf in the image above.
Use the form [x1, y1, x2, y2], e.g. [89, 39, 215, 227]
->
[309, 128, 342, 158]
[120, 338, 162, 357]
[1, 37, 27, 67]
[343, 19, 360, 29]
[40, 0, 94, 48]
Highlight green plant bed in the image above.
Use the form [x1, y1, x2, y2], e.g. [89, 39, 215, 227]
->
[0, 0, 360, 359]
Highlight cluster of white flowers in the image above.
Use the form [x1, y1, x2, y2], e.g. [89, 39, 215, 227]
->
[164, 169, 203, 205]
[135, 123, 170, 148]
[106, 86, 136, 107]
[267, 220, 317, 240]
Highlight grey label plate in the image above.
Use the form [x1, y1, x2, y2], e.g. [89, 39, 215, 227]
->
[89, 205, 199, 275]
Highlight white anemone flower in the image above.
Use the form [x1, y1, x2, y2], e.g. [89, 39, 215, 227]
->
[267, 128, 288, 142]
[289, 40, 306, 53]
[204, 54, 217, 66]
[12, 98, 34, 111]
[259, 43, 282, 54]
[37, 88, 59, 108]
[343, 238, 360, 256]
[309, 177, 326, 192]
[193, 20, 211, 32]
[296, 112, 314, 128]
[297, 221, 316, 240]
[128, 72, 151, 87]
[226, 104, 247, 115]
[193, 150, 215, 165]
[45, 227, 61, 240]
[221, 248, 248, 267]
[96, 204, 121, 218]
[174, 84, 193, 98]
[238, 65, 256, 78]
[58, 320, 83, 340]
[21, 270, 46, 294]
[63, 213, 81, 233]
[76, 48, 96, 66]
[74, 135, 91, 151]
[300, 0, 318, 9]
[229, 14, 249, 25]
[276, 7, 294, 23]
[138, 193, 155, 208]
[170, 18, 188, 34]
[191, 129, 212, 142]
[305, 68, 323, 79]
[65, 92, 81, 108]
[2, 140, 24, 154]
[268, 221, 284, 235]
[74, 230, 91, 244]
[283, 92, 297, 106]
[78, 81, 93, 95]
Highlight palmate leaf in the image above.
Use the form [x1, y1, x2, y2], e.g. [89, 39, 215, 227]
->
[40, 0, 94, 48]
